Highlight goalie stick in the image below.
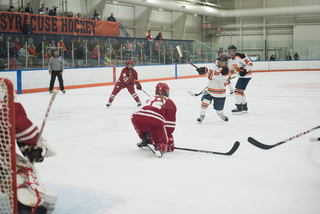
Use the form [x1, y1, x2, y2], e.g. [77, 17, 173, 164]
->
[176, 45, 198, 69]
[248, 125, 320, 150]
[174, 141, 240, 156]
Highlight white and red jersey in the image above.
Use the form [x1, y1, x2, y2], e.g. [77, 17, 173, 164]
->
[132, 95, 177, 136]
[228, 53, 253, 79]
[146, 33, 153, 42]
[204, 64, 230, 98]
[15, 102, 39, 146]
[118, 67, 138, 86]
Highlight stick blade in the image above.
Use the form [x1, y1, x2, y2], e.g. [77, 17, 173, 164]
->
[225, 141, 240, 155]
[187, 91, 195, 96]
[247, 137, 274, 150]
[310, 137, 320, 142]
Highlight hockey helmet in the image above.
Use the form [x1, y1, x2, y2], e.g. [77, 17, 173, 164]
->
[218, 54, 228, 62]
[155, 82, 170, 97]
[126, 59, 134, 70]
[228, 45, 237, 58]
[217, 50, 223, 55]
[228, 45, 237, 51]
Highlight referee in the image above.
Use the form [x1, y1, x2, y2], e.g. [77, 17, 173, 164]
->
[48, 49, 65, 93]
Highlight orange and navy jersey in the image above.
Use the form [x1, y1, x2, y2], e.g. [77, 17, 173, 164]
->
[205, 65, 230, 98]
[228, 53, 253, 79]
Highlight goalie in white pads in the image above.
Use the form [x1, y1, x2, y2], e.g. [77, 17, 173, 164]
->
[195, 54, 230, 123]
[0, 91, 57, 214]
[227, 45, 253, 114]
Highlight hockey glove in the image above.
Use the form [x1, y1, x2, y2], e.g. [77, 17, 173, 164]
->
[239, 67, 247, 76]
[18, 140, 47, 163]
[136, 81, 142, 90]
[196, 67, 207, 75]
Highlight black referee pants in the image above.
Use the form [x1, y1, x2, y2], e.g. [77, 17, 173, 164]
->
[49, 70, 64, 91]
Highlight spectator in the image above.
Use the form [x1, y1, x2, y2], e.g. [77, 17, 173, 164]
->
[155, 32, 163, 42]
[286, 53, 292, 60]
[111, 40, 120, 56]
[132, 54, 140, 65]
[101, 52, 111, 66]
[92, 10, 100, 20]
[29, 44, 37, 57]
[107, 13, 116, 22]
[6, 36, 15, 56]
[9, 55, 18, 70]
[87, 39, 95, 52]
[13, 38, 21, 52]
[49, 6, 57, 16]
[49, 40, 56, 48]
[269, 55, 275, 61]
[0, 36, 3, 58]
[274, 54, 277, 60]
[19, 44, 29, 57]
[142, 53, 148, 64]
[111, 50, 118, 65]
[8, 6, 14, 12]
[76, 13, 82, 18]
[39, 4, 47, 15]
[25, 3, 33, 14]
[146, 29, 153, 42]
[294, 52, 299, 60]
[91, 45, 100, 59]
[58, 39, 68, 57]
[153, 42, 159, 55]
[45, 49, 51, 61]
[37, 50, 44, 59]
[23, 20, 34, 45]
[48, 50, 65, 93]
[18, 7, 23, 13]
[67, 11, 73, 17]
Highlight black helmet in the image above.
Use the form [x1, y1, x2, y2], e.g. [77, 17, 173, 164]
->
[218, 50, 223, 55]
[218, 54, 228, 62]
[228, 45, 237, 51]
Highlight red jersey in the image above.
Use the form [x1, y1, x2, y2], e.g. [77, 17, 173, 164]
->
[15, 102, 39, 146]
[132, 95, 177, 136]
[118, 67, 138, 86]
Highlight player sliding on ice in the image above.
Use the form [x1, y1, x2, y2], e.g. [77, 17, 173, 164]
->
[227, 45, 253, 114]
[0, 90, 57, 213]
[195, 54, 230, 123]
[106, 60, 143, 107]
[131, 82, 177, 158]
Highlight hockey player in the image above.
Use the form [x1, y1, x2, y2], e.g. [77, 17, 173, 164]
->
[228, 45, 253, 114]
[0, 90, 57, 213]
[131, 82, 177, 158]
[196, 54, 230, 123]
[215, 51, 234, 95]
[106, 60, 142, 107]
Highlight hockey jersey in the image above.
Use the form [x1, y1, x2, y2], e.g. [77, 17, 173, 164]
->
[228, 53, 253, 79]
[15, 102, 39, 146]
[132, 95, 177, 136]
[118, 67, 138, 86]
[205, 64, 230, 98]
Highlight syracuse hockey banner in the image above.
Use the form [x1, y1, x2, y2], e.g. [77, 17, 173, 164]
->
[0, 12, 119, 37]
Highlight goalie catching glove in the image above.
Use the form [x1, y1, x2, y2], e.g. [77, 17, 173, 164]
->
[18, 138, 48, 163]
[239, 67, 247, 76]
[135, 81, 142, 90]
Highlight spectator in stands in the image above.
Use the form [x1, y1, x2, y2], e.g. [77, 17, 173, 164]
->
[91, 45, 100, 59]
[155, 32, 163, 42]
[25, 3, 33, 14]
[274, 54, 277, 60]
[19, 44, 29, 57]
[39, 4, 47, 15]
[37, 50, 44, 59]
[146, 29, 153, 43]
[0, 37, 4, 59]
[13, 38, 21, 52]
[67, 11, 73, 17]
[29, 44, 37, 57]
[58, 39, 68, 56]
[9, 55, 18, 70]
[92, 10, 100, 20]
[49, 40, 56, 48]
[8, 6, 14, 12]
[132, 54, 140, 65]
[107, 13, 116, 22]
[45, 49, 51, 61]
[76, 13, 82, 18]
[286, 53, 292, 60]
[49, 6, 57, 16]
[153, 42, 160, 56]
[142, 53, 148, 65]
[18, 7, 23, 13]
[103, 40, 110, 53]
[131, 41, 137, 54]
[23, 20, 34, 45]
[6, 36, 15, 56]
[294, 52, 299, 60]
[112, 40, 120, 57]
[87, 39, 95, 52]
[101, 52, 111, 66]
[111, 50, 118, 65]
[270, 55, 275, 61]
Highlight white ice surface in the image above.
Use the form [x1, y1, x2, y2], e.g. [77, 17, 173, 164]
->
[16, 71, 320, 214]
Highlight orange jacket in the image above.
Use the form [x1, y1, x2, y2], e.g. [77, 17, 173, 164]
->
[59, 42, 67, 51]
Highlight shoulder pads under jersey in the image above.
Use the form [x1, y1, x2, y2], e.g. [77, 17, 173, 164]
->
[235, 53, 246, 59]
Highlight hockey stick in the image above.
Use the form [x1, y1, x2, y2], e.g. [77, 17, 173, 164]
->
[176, 45, 198, 69]
[36, 89, 59, 157]
[174, 141, 240, 156]
[187, 87, 206, 96]
[248, 125, 320, 150]
[310, 137, 320, 142]
[141, 89, 150, 97]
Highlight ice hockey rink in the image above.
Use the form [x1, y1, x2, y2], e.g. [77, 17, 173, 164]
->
[15, 70, 320, 214]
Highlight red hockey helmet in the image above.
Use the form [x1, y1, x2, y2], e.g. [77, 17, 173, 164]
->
[126, 59, 134, 66]
[155, 82, 170, 97]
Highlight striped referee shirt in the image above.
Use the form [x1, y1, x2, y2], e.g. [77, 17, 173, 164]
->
[48, 56, 64, 71]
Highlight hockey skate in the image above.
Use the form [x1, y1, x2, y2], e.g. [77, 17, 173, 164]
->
[106, 102, 112, 107]
[137, 139, 149, 148]
[147, 144, 163, 158]
[220, 115, 229, 122]
[232, 104, 242, 115]
[197, 115, 205, 123]
[242, 103, 248, 113]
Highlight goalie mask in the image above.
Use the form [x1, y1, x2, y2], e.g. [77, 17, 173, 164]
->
[228, 45, 237, 58]
[155, 82, 170, 97]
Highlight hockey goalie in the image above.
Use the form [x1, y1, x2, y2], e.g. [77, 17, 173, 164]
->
[0, 89, 57, 214]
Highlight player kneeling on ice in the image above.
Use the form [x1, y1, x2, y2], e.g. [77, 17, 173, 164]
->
[0, 93, 57, 213]
[106, 59, 142, 107]
[196, 54, 230, 123]
[131, 82, 177, 158]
